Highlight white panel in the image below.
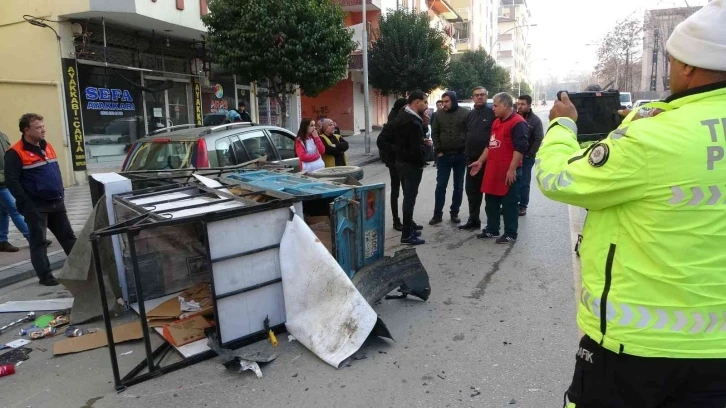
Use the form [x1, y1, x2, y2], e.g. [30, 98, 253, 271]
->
[164, 201, 244, 219]
[144, 196, 216, 212]
[211, 249, 280, 295]
[217, 283, 286, 344]
[206, 207, 289, 260]
[129, 190, 194, 205]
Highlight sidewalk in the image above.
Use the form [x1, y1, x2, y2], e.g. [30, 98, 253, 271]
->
[0, 134, 381, 289]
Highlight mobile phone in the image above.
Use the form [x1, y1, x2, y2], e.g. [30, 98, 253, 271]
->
[557, 91, 623, 143]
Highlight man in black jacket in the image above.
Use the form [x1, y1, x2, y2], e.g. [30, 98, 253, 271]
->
[393, 91, 430, 245]
[459, 87, 495, 230]
[516, 95, 544, 216]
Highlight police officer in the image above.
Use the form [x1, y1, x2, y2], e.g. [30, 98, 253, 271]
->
[537, 2, 726, 406]
[5, 113, 77, 286]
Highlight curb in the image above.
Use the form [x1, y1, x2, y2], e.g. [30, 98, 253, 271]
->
[0, 252, 66, 289]
[349, 155, 381, 168]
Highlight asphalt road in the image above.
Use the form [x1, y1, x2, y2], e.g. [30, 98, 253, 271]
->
[0, 110, 581, 408]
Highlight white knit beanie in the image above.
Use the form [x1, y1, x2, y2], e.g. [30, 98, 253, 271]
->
[666, 0, 726, 71]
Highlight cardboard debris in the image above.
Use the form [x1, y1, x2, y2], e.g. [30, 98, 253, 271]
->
[53, 321, 143, 356]
[305, 216, 332, 254]
[162, 316, 212, 347]
[146, 283, 212, 319]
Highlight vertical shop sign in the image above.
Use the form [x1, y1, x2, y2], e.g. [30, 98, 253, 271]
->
[193, 78, 203, 125]
[62, 58, 87, 171]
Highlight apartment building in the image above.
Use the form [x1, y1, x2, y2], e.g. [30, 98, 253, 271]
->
[450, 0, 499, 54]
[496, 0, 533, 91]
[639, 6, 701, 93]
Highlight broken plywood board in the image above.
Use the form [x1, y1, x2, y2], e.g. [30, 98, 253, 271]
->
[53, 321, 143, 355]
[0, 298, 74, 313]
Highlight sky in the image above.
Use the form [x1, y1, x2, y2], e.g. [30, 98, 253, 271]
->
[525, 0, 711, 82]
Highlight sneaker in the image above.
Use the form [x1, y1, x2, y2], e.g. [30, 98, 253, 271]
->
[429, 215, 442, 225]
[401, 235, 426, 245]
[518, 207, 527, 216]
[39, 276, 60, 286]
[476, 231, 500, 239]
[413, 222, 424, 231]
[412, 229, 422, 237]
[496, 235, 517, 244]
[393, 220, 403, 231]
[0, 241, 19, 252]
[450, 213, 461, 223]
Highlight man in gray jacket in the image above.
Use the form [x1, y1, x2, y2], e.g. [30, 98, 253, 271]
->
[0, 131, 30, 252]
[516, 95, 544, 216]
[430, 91, 469, 225]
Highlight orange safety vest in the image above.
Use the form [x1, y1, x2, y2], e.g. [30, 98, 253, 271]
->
[9, 139, 64, 201]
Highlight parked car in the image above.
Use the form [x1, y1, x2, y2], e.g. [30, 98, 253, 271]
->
[619, 92, 633, 109]
[122, 123, 300, 172]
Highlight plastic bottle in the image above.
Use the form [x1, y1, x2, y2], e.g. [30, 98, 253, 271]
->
[65, 326, 83, 337]
[0, 365, 15, 377]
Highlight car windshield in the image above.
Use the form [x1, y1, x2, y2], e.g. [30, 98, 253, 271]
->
[125, 140, 197, 171]
[620, 94, 631, 103]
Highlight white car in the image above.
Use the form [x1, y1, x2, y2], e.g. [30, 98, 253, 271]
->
[619, 92, 633, 109]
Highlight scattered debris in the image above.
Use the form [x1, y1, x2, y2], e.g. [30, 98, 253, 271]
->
[452, 318, 462, 321]
[509, 399, 517, 404]
[527, 388, 541, 392]
[437, 374, 446, 380]
[118, 351, 133, 357]
[0, 312, 35, 335]
[292, 373, 298, 378]
[470, 388, 481, 398]
[288, 335, 297, 342]
[223, 358, 263, 379]
[378, 351, 387, 354]
[503, 341, 510, 345]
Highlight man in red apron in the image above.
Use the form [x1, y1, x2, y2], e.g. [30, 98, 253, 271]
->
[468, 93, 529, 244]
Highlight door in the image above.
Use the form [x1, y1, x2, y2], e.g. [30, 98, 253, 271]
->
[143, 78, 192, 135]
[330, 183, 386, 278]
[168, 82, 191, 128]
[266, 129, 299, 169]
[144, 79, 169, 134]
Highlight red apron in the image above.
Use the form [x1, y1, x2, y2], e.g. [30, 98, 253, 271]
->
[481, 113, 525, 196]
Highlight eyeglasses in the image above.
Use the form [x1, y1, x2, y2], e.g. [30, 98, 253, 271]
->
[473, 93, 486, 97]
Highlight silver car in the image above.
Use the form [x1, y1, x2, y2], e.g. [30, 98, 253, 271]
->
[121, 123, 300, 171]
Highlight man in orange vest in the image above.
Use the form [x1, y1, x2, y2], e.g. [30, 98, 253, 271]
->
[4, 113, 76, 286]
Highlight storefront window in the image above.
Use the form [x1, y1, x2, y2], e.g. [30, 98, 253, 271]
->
[78, 64, 144, 166]
[201, 76, 235, 126]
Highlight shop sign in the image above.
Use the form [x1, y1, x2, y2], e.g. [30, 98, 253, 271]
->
[61, 58, 87, 171]
[84, 87, 136, 115]
[192, 78, 203, 126]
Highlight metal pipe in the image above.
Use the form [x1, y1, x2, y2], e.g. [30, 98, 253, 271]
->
[126, 233, 156, 374]
[362, 2, 371, 154]
[91, 237, 124, 391]
[102, 17, 108, 65]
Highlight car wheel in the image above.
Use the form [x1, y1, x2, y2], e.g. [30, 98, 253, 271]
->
[308, 166, 364, 181]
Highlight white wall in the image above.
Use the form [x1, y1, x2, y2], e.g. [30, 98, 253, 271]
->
[133, 0, 206, 32]
[353, 81, 365, 135]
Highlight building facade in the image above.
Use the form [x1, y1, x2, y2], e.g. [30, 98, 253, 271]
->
[302, 0, 460, 135]
[639, 6, 701, 93]
[496, 0, 532, 93]
[0, 0, 303, 185]
[450, 0, 499, 54]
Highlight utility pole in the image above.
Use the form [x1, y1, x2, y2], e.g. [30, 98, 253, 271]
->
[362, 2, 371, 154]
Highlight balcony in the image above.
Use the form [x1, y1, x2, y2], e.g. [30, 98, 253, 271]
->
[349, 53, 363, 70]
[332, 0, 382, 11]
[427, 0, 463, 22]
[349, 22, 372, 51]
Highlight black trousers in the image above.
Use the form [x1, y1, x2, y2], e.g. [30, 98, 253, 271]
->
[19, 199, 77, 279]
[565, 336, 726, 408]
[464, 157, 484, 222]
[387, 164, 402, 222]
[396, 162, 423, 239]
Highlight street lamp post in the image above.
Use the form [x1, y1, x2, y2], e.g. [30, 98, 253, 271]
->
[362, 1, 371, 154]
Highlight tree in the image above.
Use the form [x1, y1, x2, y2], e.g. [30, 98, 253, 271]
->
[446, 49, 512, 97]
[513, 81, 533, 97]
[595, 15, 643, 92]
[203, 0, 355, 128]
[368, 8, 449, 96]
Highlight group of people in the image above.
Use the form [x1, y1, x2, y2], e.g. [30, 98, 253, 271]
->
[377, 87, 543, 246]
[0, 114, 77, 286]
[294, 117, 349, 174]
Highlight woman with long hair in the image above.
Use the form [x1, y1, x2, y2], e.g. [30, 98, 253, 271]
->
[294, 118, 325, 173]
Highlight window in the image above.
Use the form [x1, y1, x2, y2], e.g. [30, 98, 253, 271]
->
[239, 131, 277, 161]
[215, 137, 235, 167]
[125, 140, 196, 171]
[268, 130, 296, 160]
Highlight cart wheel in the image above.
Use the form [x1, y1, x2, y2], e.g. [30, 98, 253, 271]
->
[309, 166, 364, 181]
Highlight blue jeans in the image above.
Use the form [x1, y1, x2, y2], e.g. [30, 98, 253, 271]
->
[434, 152, 466, 216]
[519, 156, 536, 208]
[0, 187, 29, 242]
